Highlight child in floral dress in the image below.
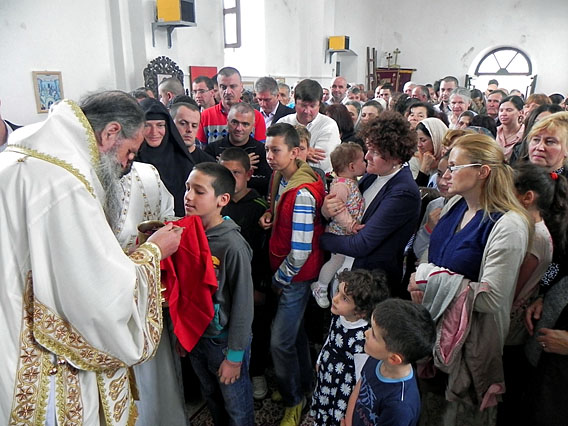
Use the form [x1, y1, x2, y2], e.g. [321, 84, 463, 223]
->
[310, 269, 389, 425]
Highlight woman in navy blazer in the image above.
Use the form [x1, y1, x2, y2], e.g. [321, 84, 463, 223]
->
[320, 111, 421, 297]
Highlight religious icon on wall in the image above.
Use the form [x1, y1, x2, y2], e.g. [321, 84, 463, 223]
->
[32, 71, 64, 113]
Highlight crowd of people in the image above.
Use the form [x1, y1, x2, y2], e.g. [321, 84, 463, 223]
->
[1, 68, 568, 426]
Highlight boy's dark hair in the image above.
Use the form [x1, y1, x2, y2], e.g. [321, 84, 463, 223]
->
[294, 79, 323, 103]
[170, 102, 200, 120]
[372, 299, 435, 364]
[266, 123, 300, 149]
[193, 162, 235, 198]
[330, 142, 363, 174]
[339, 269, 390, 319]
[172, 94, 198, 107]
[219, 147, 251, 171]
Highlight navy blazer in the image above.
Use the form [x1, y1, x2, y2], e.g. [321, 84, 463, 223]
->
[271, 103, 295, 124]
[320, 166, 420, 292]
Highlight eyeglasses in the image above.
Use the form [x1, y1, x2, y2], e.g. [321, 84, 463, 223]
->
[446, 163, 482, 173]
[191, 89, 209, 95]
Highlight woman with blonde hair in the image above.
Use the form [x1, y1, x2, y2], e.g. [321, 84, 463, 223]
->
[409, 134, 531, 425]
[440, 128, 474, 156]
[527, 111, 568, 175]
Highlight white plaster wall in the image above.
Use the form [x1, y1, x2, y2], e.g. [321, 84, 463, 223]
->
[144, 0, 225, 89]
[0, 0, 225, 125]
[2, 0, 567, 125]
[0, 0, 115, 124]
[333, 0, 568, 94]
[227, 0, 336, 88]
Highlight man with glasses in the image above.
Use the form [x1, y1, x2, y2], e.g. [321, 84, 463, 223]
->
[192, 76, 216, 111]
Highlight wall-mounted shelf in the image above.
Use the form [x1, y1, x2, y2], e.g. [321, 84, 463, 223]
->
[152, 21, 196, 48]
[325, 48, 357, 64]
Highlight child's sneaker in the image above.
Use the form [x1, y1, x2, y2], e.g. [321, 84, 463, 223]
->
[252, 375, 268, 400]
[311, 282, 330, 308]
[280, 397, 306, 426]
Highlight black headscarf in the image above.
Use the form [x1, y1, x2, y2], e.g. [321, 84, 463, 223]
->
[136, 98, 195, 216]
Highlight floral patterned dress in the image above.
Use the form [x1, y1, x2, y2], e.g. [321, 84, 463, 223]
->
[310, 314, 369, 425]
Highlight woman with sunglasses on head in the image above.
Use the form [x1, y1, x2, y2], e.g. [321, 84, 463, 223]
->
[408, 134, 531, 426]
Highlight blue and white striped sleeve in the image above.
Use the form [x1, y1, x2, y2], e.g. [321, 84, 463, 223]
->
[274, 188, 316, 286]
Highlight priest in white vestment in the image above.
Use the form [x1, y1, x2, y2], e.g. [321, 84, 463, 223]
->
[115, 161, 189, 426]
[0, 91, 182, 425]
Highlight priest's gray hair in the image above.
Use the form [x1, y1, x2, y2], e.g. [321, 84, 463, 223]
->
[80, 90, 145, 140]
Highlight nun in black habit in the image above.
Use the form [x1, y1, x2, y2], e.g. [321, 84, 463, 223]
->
[137, 98, 195, 216]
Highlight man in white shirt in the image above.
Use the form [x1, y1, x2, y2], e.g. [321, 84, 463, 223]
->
[277, 79, 341, 173]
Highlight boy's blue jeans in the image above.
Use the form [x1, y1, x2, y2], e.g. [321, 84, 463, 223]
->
[270, 281, 313, 407]
[188, 335, 254, 426]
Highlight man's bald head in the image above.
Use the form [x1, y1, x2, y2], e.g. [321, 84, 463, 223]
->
[331, 76, 348, 103]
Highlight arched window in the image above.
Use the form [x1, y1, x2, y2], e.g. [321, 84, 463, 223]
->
[475, 47, 532, 76]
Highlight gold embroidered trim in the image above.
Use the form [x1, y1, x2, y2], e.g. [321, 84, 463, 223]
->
[96, 373, 112, 424]
[97, 369, 139, 426]
[33, 301, 125, 372]
[55, 361, 83, 426]
[6, 144, 96, 198]
[10, 273, 50, 426]
[131, 242, 163, 361]
[66, 99, 100, 168]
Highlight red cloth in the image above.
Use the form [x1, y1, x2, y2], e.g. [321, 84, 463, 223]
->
[160, 216, 218, 352]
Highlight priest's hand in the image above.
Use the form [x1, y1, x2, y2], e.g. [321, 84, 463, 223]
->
[218, 359, 242, 385]
[148, 223, 183, 260]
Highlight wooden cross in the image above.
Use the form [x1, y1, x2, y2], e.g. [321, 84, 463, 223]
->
[385, 52, 393, 68]
[393, 48, 401, 67]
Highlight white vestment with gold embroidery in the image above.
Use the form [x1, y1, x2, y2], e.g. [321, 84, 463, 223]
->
[0, 100, 163, 425]
[115, 163, 188, 426]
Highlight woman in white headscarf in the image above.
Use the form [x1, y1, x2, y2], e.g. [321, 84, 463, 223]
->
[409, 117, 448, 187]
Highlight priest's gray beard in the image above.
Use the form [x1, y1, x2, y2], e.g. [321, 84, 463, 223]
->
[97, 147, 127, 230]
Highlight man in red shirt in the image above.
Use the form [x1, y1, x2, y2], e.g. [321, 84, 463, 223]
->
[196, 67, 266, 146]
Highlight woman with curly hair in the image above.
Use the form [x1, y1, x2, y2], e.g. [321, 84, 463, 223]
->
[321, 111, 421, 297]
